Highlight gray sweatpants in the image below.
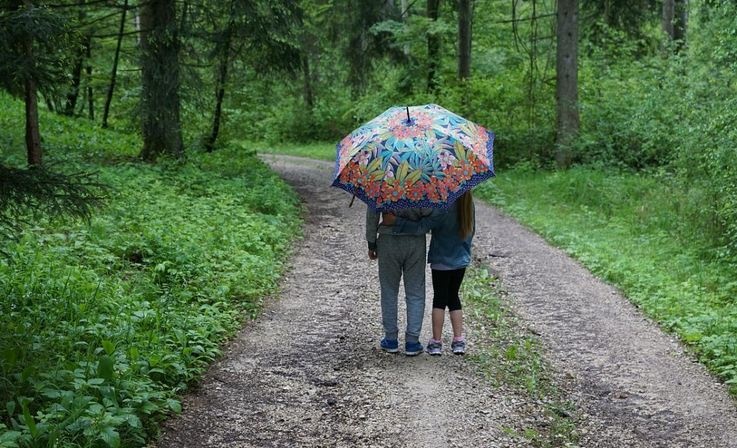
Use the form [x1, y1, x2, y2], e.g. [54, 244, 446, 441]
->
[377, 233, 427, 343]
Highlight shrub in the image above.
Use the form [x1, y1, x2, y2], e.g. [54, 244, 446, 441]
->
[0, 95, 302, 447]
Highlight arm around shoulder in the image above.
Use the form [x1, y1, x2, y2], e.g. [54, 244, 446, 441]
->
[393, 208, 448, 235]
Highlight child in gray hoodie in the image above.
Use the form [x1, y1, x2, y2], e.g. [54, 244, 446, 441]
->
[366, 207, 431, 356]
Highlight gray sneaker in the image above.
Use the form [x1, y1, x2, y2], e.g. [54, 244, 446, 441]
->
[426, 340, 442, 356]
[451, 339, 466, 355]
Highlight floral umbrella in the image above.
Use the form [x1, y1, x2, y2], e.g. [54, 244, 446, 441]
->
[331, 104, 495, 212]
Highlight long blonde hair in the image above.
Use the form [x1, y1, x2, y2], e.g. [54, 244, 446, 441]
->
[457, 191, 474, 239]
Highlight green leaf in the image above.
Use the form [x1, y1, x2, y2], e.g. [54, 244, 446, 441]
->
[370, 169, 385, 181]
[125, 414, 142, 429]
[396, 161, 410, 182]
[20, 400, 37, 438]
[40, 388, 61, 399]
[100, 426, 120, 448]
[166, 398, 182, 413]
[367, 156, 383, 173]
[0, 348, 17, 367]
[454, 140, 467, 161]
[5, 401, 15, 417]
[97, 356, 115, 382]
[102, 340, 116, 356]
[406, 169, 423, 185]
[0, 429, 22, 446]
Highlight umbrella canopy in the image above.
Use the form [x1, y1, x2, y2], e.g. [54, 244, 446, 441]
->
[331, 104, 495, 212]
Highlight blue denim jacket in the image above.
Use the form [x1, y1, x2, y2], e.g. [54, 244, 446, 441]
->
[392, 201, 474, 269]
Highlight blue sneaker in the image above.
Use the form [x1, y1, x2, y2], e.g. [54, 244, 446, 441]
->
[405, 341, 424, 356]
[426, 339, 442, 356]
[380, 338, 399, 353]
[451, 339, 466, 355]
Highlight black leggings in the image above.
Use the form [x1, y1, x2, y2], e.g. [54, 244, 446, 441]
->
[431, 268, 466, 312]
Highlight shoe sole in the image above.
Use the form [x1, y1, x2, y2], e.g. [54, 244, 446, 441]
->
[382, 347, 399, 353]
[453, 350, 465, 355]
[428, 351, 442, 356]
[405, 351, 422, 356]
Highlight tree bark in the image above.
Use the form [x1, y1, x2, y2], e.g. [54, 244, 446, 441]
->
[674, 0, 687, 43]
[64, 45, 84, 116]
[19, 0, 42, 166]
[139, 0, 184, 161]
[662, 0, 674, 37]
[204, 26, 232, 152]
[663, 0, 687, 51]
[457, 0, 472, 81]
[85, 35, 94, 120]
[25, 77, 42, 166]
[102, 0, 127, 128]
[346, 1, 368, 98]
[64, 1, 86, 116]
[555, 0, 579, 168]
[427, 0, 441, 93]
[301, 46, 315, 110]
[134, 7, 141, 43]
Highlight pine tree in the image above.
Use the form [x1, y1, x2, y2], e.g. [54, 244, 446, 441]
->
[139, 0, 184, 161]
[0, 1, 72, 166]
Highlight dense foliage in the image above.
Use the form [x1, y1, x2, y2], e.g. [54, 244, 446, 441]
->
[1, 0, 737, 444]
[0, 95, 301, 447]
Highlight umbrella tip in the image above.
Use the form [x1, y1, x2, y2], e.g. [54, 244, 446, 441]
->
[406, 106, 411, 123]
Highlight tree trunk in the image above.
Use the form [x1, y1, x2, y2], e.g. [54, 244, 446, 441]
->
[427, 0, 441, 93]
[401, 0, 410, 57]
[64, 1, 86, 116]
[139, 0, 184, 161]
[346, 0, 368, 98]
[102, 0, 128, 128]
[204, 27, 232, 153]
[20, 0, 41, 166]
[64, 45, 84, 116]
[662, 0, 674, 37]
[301, 48, 314, 110]
[457, 0, 472, 81]
[663, 0, 687, 51]
[300, 28, 315, 110]
[134, 8, 141, 43]
[25, 77, 42, 166]
[85, 35, 94, 120]
[555, 0, 579, 168]
[674, 0, 687, 44]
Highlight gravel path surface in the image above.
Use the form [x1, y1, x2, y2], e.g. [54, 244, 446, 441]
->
[156, 155, 737, 448]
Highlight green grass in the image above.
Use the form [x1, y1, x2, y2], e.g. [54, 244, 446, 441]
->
[463, 267, 579, 447]
[249, 140, 335, 161]
[475, 165, 737, 395]
[0, 95, 302, 447]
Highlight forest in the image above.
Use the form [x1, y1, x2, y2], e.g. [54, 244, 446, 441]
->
[1, 0, 736, 446]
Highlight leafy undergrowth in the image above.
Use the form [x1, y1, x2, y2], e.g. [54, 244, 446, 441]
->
[475, 166, 737, 395]
[0, 96, 302, 447]
[464, 267, 579, 447]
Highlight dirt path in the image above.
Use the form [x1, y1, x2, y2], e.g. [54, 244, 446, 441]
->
[156, 155, 737, 448]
